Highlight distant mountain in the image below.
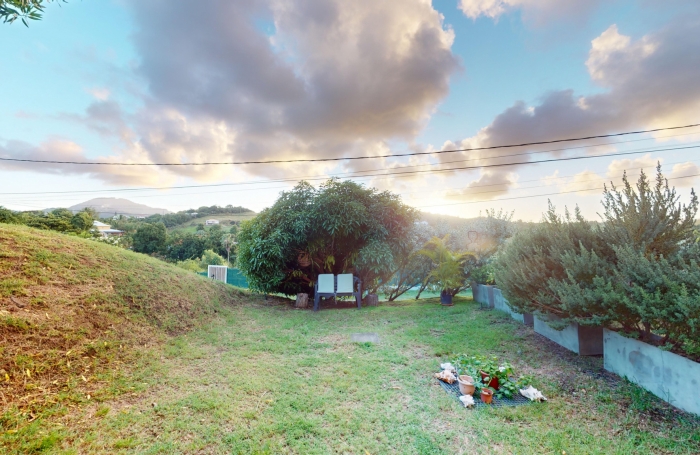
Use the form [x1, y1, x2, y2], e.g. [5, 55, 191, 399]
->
[68, 198, 170, 218]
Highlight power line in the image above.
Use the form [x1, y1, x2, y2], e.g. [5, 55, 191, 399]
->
[416, 173, 700, 208]
[4, 157, 694, 205]
[1, 142, 698, 197]
[1, 123, 699, 166]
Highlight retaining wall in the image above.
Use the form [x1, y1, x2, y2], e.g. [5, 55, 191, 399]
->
[603, 329, 700, 416]
[534, 315, 603, 356]
[492, 288, 526, 324]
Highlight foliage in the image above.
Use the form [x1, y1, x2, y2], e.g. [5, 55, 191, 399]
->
[132, 222, 167, 255]
[237, 180, 416, 296]
[0, 206, 20, 224]
[200, 249, 225, 268]
[175, 259, 203, 273]
[470, 264, 495, 285]
[452, 354, 521, 399]
[495, 166, 700, 357]
[0, 0, 64, 26]
[416, 236, 475, 294]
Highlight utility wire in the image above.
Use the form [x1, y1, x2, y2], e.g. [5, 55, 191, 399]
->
[1, 141, 698, 197]
[1, 123, 699, 166]
[4, 158, 695, 205]
[416, 173, 700, 208]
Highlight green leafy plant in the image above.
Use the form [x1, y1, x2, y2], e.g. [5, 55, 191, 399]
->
[452, 355, 523, 399]
[416, 236, 474, 294]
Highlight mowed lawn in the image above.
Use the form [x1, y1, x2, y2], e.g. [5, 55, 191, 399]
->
[39, 297, 699, 454]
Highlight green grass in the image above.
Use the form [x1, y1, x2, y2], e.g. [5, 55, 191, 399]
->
[9, 297, 697, 454]
[0, 223, 245, 450]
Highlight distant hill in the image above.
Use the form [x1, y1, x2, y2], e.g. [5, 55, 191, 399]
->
[68, 198, 170, 218]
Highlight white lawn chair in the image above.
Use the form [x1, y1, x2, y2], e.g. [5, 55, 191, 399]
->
[313, 273, 362, 311]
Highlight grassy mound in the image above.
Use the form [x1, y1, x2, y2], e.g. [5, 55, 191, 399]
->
[0, 224, 244, 423]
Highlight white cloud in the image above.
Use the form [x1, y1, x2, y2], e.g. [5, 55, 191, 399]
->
[669, 162, 700, 187]
[458, 0, 602, 25]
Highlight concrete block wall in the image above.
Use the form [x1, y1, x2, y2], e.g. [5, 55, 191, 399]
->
[604, 329, 700, 416]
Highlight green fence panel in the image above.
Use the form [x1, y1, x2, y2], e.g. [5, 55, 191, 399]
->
[199, 268, 249, 288]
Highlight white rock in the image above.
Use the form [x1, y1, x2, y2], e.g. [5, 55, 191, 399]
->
[519, 385, 547, 402]
[459, 395, 475, 408]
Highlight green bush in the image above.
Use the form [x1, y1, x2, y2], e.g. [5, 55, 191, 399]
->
[495, 166, 700, 357]
[470, 264, 495, 285]
[200, 249, 225, 268]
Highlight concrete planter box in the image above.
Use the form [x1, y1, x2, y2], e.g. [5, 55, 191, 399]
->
[474, 284, 494, 308]
[492, 288, 526, 324]
[534, 315, 603, 356]
[604, 329, 700, 416]
[522, 313, 534, 327]
[470, 281, 480, 303]
[472, 283, 493, 308]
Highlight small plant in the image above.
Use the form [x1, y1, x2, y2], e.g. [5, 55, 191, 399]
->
[452, 354, 527, 399]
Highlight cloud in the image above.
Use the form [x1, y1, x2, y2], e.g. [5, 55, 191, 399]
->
[445, 16, 700, 188]
[0, 138, 169, 186]
[125, 0, 459, 170]
[669, 162, 700, 187]
[444, 170, 517, 201]
[458, 0, 602, 25]
[86, 87, 111, 101]
[3, 0, 459, 186]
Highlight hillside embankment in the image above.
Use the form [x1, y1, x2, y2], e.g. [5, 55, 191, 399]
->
[0, 224, 245, 425]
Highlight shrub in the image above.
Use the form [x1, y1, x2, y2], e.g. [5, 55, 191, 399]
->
[495, 166, 700, 357]
[200, 249, 225, 268]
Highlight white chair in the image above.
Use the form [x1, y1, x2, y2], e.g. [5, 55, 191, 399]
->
[313, 273, 362, 311]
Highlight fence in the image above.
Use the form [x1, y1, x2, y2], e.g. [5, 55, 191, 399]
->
[199, 268, 249, 288]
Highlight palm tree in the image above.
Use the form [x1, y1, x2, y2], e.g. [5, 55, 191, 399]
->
[417, 236, 474, 305]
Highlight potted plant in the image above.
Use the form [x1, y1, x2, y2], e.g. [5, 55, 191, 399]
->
[457, 375, 475, 396]
[417, 236, 473, 306]
[480, 386, 494, 404]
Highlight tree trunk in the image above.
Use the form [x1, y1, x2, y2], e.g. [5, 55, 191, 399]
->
[295, 293, 309, 309]
[365, 294, 379, 307]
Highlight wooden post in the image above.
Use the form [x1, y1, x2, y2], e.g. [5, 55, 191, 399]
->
[365, 294, 379, 307]
[295, 293, 309, 309]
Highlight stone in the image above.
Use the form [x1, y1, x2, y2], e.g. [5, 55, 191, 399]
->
[351, 332, 380, 343]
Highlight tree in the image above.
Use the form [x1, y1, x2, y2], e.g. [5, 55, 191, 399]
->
[1, 0, 64, 26]
[0, 206, 20, 224]
[416, 236, 475, 296]
[132, 222, 167, 255]
[237, 179, 417, 296]
[200, 249, 225, 269]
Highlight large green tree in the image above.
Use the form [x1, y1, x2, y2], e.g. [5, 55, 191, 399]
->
[237, 180, 417, 296]
[132, 222, 167, 255]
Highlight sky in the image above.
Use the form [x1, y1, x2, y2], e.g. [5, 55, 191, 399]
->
[1, 0, 700, 221]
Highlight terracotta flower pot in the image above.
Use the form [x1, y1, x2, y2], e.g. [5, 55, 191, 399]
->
[480, 370, 499, 390]
[457, 376, 475, 396]
[480, 388, 493, 404]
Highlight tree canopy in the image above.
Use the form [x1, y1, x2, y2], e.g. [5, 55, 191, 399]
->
[1, 0, 64, 26]
[237, 180, 417, 296]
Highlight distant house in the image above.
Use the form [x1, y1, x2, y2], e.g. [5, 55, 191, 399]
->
[92, 221, 123, 237]
[205, 219, 220, 226]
